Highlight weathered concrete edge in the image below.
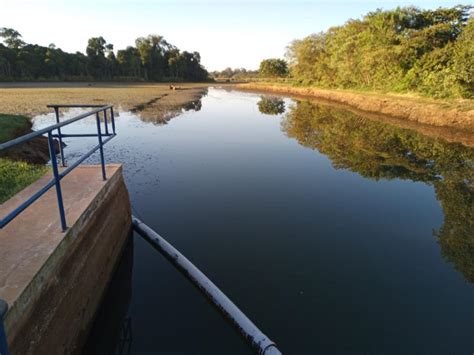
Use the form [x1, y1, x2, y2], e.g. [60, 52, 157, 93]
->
[236, 83, 474, 134]
[3, 164, 128, 339]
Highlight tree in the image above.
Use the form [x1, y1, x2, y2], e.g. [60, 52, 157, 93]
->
[86, 36, 106, 57]
[285, 5, 473, 97]
[135, 35, 166, 80]
[259, 58, 288, 77]
[453, 18, 474, 98]
[0, 28, 25, 49]
[117, 46, 141, 77]
[86, 36, 108, 78]
[222, 67, 234, 78]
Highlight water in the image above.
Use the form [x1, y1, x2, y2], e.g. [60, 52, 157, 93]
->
[33, 88, 474, 354]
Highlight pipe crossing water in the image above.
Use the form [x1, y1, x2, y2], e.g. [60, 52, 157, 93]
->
[132, 216, 282, 355]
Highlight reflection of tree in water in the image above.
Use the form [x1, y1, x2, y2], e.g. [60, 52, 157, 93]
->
[282, 101, 474, 283]
[257, 96, 285, 115]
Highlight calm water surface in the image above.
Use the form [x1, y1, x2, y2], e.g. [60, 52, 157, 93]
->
[34, 88, 474, 354]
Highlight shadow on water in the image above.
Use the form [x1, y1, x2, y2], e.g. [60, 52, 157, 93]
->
[282, 100, 474, 283]
[82, 236, 134, 355]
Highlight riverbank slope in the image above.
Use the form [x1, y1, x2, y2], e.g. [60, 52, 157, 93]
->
[237, 83, 474, 133]
[0, 114, 49, 203]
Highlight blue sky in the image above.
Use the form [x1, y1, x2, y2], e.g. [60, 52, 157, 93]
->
[0, 0, 470, 70]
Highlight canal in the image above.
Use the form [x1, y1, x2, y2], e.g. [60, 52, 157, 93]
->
[33, 88, 474, 354]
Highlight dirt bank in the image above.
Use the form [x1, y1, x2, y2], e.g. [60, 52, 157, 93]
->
[1, 136, 55, 164]
[0, 114, 54, 163]
[237, 83, 474, 133]
[245, 89, 474, 148]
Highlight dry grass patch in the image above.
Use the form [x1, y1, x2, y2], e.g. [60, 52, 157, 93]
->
[0, 83, 209, 123]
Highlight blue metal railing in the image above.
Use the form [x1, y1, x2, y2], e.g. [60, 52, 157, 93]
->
[0, 104, 116, 231]
[0, 299, 8, 355]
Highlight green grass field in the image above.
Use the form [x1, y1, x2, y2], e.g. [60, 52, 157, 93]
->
[0, 113, 47, 203]
[0, 158, 47, 203]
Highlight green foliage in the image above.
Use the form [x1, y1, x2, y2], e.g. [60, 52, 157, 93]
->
[211, 67, 259, 80]
[287, 5, 473, 98]
[282, 100, 474, 282]
[453, 19, 474, 98]
[0, 113, 31, 143]
[0, 30, 209, 82]
[0, 27, 25, 49]
[259, 58, 289, 78]
[0, 158, 47, 203]
[257, 96, 286, 115]
[0, 113, 48, 202]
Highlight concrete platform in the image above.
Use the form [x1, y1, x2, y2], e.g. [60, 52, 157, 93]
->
[0, 164, 132, 354]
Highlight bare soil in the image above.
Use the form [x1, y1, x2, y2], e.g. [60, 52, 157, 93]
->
[238, 83, 474, 135]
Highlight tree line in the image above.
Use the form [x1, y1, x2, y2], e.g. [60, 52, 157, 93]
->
[211, 67, 259, 80]
[0, 29, 209, 81]
[263, 5, 473, 98]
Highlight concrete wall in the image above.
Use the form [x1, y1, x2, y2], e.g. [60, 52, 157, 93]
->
[3, 166, 131, 354]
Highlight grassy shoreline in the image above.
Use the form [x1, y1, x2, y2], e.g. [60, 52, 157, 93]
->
[0, 113, 31, 142]
[237, 82, 474, 133]
[0, 82, 209, 121]
[0, 114, 48, 203]
[0, 83, 210, 202]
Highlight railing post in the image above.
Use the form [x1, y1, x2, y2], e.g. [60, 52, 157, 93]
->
[103, 110, 109, 135]
[110, 107, 116, 135]
[0, 300, 10, 355]
[1, 105, 116, 231]
[48, 132, 67, 231]
[96, 113, 107, 180]
[53, 107, 66, 167]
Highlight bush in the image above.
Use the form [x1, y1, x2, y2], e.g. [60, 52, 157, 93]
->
[259, 59, 289, 78]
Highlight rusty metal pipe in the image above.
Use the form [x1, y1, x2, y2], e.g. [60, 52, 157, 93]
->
[132, 216, 282, 355]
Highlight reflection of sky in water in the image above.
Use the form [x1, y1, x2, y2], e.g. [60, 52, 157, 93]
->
[33, 88, 474, 355]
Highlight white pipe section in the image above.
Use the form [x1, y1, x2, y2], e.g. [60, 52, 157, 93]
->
[132, 216, 282, 355]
